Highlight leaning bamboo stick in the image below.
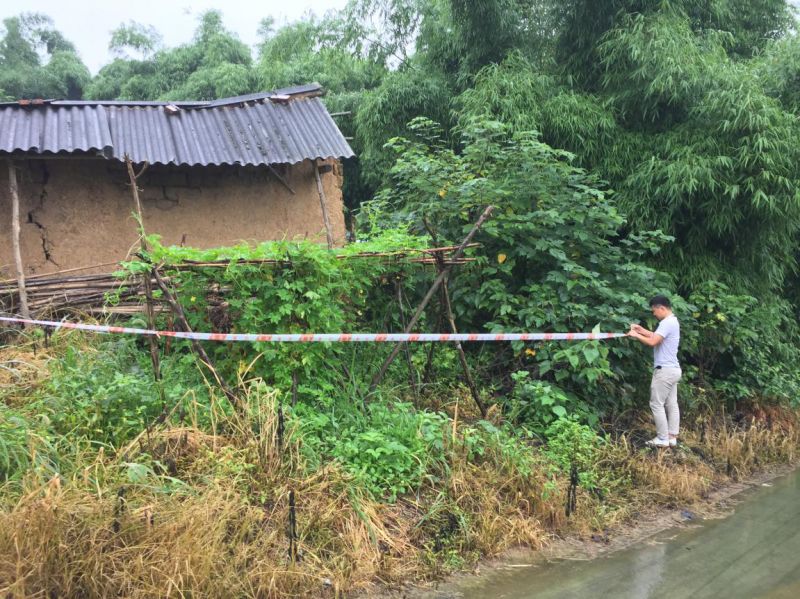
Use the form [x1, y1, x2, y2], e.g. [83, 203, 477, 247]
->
[126, 155, 162, 381]
[152, 265, 239, 407]
[367, 206, 495, 397]
[314, 159, 335, 249]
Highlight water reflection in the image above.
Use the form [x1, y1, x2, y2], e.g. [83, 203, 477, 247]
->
[628, 541, 666, 598]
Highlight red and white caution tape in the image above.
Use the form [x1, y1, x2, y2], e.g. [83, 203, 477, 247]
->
[0, 315, 625, 343]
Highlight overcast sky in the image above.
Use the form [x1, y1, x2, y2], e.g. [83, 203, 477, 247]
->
[0, 0, 350, 73]
[4, 1, 800, 74]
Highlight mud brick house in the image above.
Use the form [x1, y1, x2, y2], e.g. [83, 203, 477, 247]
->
[0, 84, 354, 280]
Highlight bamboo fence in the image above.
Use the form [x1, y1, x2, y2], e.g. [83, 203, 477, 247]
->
[0, 245, 477, 316]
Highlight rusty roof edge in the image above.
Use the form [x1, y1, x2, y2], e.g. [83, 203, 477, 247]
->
[0, 149, 354, 166]
[136, 153, 354, 168]
[0, 84, 324, 109]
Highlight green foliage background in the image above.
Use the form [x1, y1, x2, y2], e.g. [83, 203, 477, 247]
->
[2, 0, 800, 501]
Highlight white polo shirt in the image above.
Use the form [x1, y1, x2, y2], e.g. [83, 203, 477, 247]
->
[654, 314, 680, 368]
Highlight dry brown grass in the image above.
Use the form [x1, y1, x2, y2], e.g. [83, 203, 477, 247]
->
[0, 446, 556, 597]
[698, 412, 799, 478]
[2, 415, 798, 598]
[1, 387, 383, 598]
[0, 375, 574, 598]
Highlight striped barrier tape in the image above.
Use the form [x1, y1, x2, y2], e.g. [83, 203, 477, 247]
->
[0, 316, 626, 343]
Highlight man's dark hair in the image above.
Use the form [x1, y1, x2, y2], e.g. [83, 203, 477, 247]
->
[649, 295, 672, 308]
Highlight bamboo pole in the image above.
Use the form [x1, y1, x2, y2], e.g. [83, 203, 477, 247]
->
[125, 157, 148, 238]
[152, 266, 240, 409]
[440, 277, 486, 417]
[423, 215, 486, 416]
[0, 261, 120, 285]
[367, 206, 494, 397]
[7, 160, 30, 320]
[395, 278, 418, 398]
[267, 164, 295, 195]
[125, 156, 161, 380]
[313, 160, 335, 249]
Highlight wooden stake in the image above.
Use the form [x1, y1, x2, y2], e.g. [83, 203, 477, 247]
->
[142, 268, 162, 381]
[8, 160, 30, 320]
[367, 206, 494, 396]
[287, 490, 298, 563]
[313, 160, 335, 249]
[422, 314, 441, 386]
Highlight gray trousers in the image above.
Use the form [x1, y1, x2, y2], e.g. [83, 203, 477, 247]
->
[650, 367, 682, 439]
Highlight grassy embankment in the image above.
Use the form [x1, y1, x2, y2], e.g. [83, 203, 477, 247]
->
[1, 330, 798, 598]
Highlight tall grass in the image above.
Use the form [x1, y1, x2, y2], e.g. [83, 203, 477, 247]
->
[1, 331, 799, 597]
[0, 381, 559, 597]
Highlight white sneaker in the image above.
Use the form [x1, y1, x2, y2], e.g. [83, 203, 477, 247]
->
[669, 438, 678, 447]
[646, 437, 670, 448]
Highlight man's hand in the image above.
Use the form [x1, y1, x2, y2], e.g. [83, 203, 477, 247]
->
[629, 323, 647, 335]
[628, 322, 661, 345]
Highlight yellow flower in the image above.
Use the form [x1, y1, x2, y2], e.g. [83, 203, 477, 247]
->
[438, 188, 447, 198]
[715, 313, 727, 322]
[525, 348, 536, 357]
[692, 312, 700, 318]
[498, 253, 507, 264]
[190, 296, 196, 303]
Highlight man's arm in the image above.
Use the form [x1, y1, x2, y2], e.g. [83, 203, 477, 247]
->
[628, 330, 664, 347]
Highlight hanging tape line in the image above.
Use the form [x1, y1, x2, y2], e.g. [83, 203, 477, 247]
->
[0, 316, 626, 343]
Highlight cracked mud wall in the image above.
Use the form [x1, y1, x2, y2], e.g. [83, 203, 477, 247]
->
[0, 158, 346, 278]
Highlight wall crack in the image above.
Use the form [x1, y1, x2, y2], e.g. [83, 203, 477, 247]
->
[27, 214, 59, 267]
[26, 162, 59, 267]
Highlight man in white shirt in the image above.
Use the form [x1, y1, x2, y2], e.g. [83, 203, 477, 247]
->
[627, 295, 681, 448]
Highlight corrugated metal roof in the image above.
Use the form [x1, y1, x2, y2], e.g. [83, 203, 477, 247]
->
[0, 85, 354, 166]
[0, 105, 113, 157]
